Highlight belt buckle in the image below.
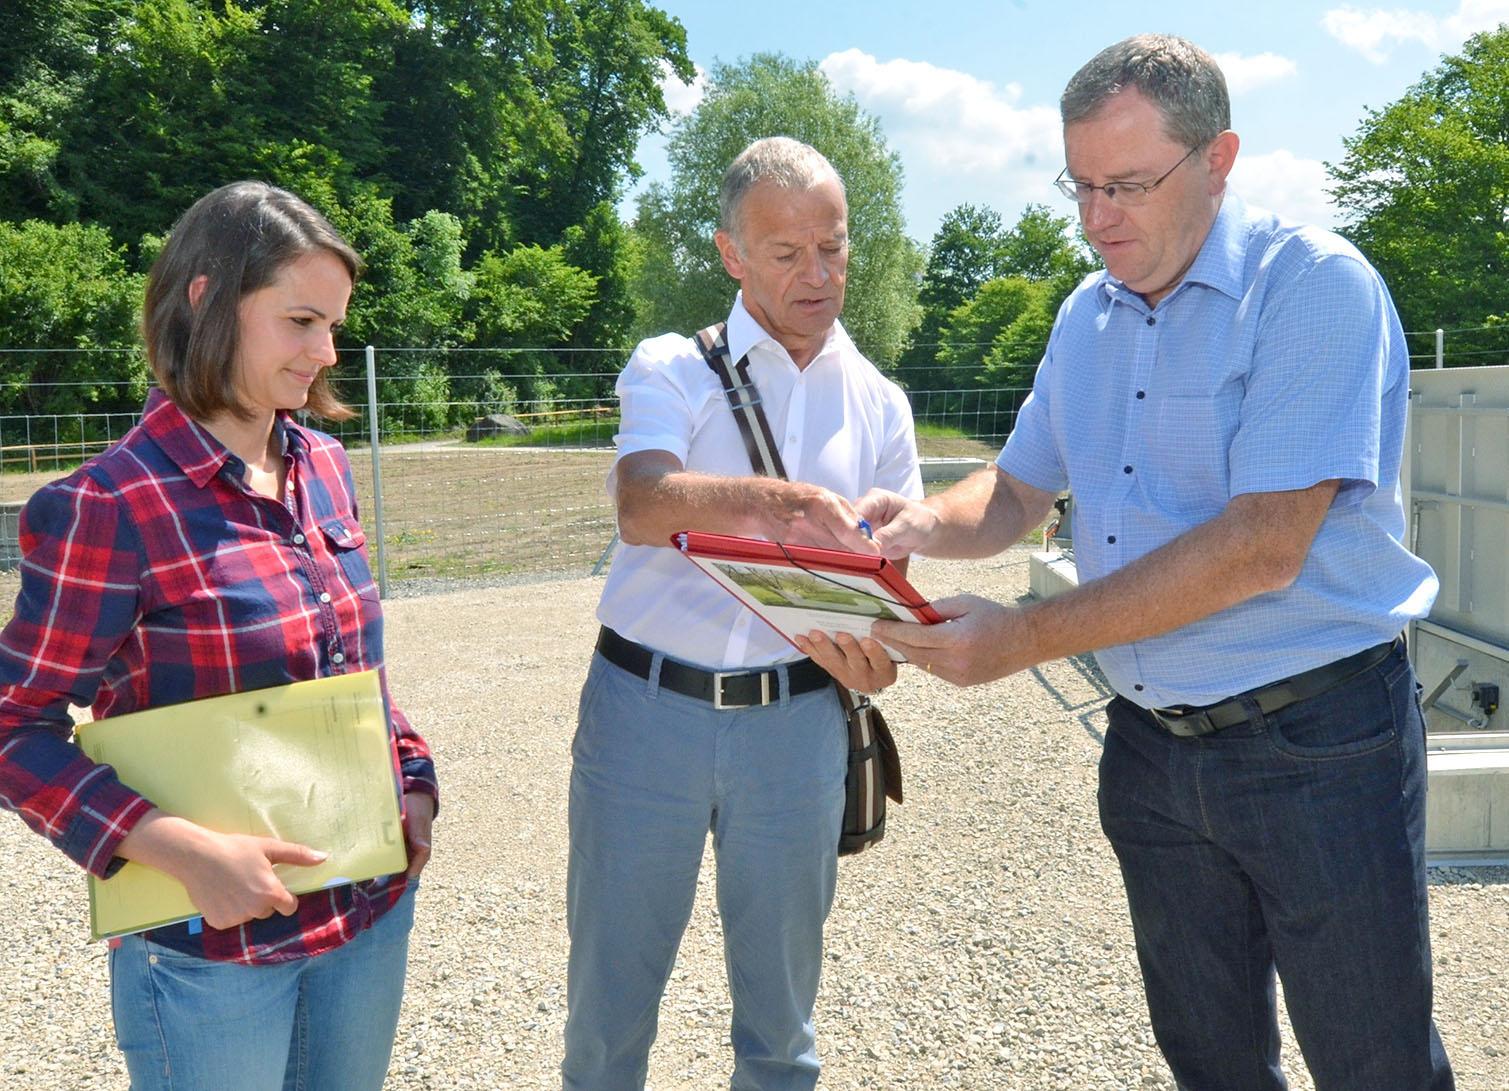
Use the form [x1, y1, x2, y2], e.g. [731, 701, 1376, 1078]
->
[1150, 706, 1217, 738]
[713, 670, 771, 710]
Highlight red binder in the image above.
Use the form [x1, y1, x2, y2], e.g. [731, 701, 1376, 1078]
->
[673, 531, 942, 657]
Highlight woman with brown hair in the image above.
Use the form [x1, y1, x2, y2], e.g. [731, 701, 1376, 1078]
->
[0, 181, 436, 1089]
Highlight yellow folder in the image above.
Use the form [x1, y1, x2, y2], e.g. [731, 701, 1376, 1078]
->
[74, 671, 408, 940]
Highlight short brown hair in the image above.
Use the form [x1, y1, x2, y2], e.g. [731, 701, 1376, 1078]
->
[143, 181, 361, 422]
[1061, 34, 1230, 149]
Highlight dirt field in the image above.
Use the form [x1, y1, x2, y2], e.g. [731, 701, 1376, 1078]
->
[0, 432, 1002, 587]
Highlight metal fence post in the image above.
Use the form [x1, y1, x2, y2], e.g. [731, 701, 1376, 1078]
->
[365, 345, 389, 598]
[1436, 328, 1445, 369]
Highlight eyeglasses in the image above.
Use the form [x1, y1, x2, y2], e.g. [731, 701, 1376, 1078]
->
[1054, 145, 1201, 207]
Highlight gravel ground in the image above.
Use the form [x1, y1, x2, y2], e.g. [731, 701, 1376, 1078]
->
[1, 548, 1506, 1090]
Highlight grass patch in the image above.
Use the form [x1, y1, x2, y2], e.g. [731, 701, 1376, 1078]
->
[474, 419, 619, 448]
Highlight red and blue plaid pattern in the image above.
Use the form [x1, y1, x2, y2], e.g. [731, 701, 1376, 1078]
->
[0, 390, 437, 964]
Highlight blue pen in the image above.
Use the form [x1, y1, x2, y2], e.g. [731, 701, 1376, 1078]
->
[857, 518, 874, 540]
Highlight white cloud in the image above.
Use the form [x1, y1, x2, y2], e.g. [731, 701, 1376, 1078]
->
[1229, 149, 1339, 228]
[658, 59, 707, 116]
[1213, 52, 1299, 94]
[1322, 1, 1509, 62]
[818, 48, 1061, 178]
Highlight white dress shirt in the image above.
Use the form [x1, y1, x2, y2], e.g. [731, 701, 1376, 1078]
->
[597, 293, 923, 669]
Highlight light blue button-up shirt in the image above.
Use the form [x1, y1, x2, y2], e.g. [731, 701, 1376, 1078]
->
[998, 195, 1438, 708]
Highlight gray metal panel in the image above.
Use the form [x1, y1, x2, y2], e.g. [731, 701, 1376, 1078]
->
[1406, 366, 1509, 650]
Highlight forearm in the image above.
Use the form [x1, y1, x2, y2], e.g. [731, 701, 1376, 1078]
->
[1007, 487, 1332, 672]
[0, 722, 155, 877]
[115, 809, 215, 877]
[618, 468, 804, 545]
[615, 451, 874, 552]
[919, 468, 1056, 559]
[1015, 519, 1286, 668]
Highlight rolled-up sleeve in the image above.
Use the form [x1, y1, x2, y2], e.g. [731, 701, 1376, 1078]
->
[0, 477, 154, 877]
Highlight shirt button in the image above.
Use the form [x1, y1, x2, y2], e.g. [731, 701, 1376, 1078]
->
[332, 651, 345, 664]
[1136, 391, 1146, 400]
[292, 533, 306, 545]
[1134, 684, 1145, 692]
[1146, 316, 1156, 326]
[1107, 535, 1117, 544]
[319, 591, 332, 604]
[1123, 465, 1133, 474]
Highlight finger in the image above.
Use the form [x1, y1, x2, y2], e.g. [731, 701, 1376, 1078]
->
[854, 490, 896, 522]
[271, 883, 300, 917]
[799, 631, 849, 676]
[261, 839, 329, 868]
[857, 636, 892, 672]
[872, 618, 953, 651]
[870, 528, 912, 560]
[825, 514, 880, 554]
[876, 633, 927, 665]
[926, 594, 976, 622]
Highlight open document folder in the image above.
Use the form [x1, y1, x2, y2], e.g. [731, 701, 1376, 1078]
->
[74, 671, 407, 941]
[674, 531, 943, 661]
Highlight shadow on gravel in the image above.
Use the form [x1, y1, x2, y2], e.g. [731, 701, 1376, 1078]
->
[1029, 652, 1115, 745]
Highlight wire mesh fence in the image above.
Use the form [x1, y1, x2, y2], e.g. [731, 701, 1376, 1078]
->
[0, 325, 1490, 590]
[0, 347, 1018, 590]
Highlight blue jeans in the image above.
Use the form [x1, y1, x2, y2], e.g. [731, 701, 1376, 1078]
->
[1099, 642, 1454, 1091]
[563, 652, 847, 1091]
[109, 884, 416, 1090]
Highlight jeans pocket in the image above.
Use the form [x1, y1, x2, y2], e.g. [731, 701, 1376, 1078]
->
[1265, 661, 1401, 761]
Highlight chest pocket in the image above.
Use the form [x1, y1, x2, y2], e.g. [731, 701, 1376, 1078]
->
[1146, 389, 1241, 519]
[320, 518, 378, 600]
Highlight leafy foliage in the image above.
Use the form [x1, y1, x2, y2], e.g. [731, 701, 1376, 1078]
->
[1329, 26, 1509, 334]
[0, 0, 690, 424]
[0, 220, 147, 416]
[904, 202, 1092, 384]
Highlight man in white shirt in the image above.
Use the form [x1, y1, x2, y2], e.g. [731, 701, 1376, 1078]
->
[561, 137, 921, 1091]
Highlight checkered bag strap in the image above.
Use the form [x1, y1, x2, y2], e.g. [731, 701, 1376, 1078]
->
[693, 322, 788, 480]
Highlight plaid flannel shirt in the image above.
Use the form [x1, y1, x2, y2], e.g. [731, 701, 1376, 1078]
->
[0, 390, 437, 964]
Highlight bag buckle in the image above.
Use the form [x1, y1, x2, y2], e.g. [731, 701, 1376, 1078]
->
[713, 670, 771, 710]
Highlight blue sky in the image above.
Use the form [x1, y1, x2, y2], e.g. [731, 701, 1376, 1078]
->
[626, 0, 1508, 242]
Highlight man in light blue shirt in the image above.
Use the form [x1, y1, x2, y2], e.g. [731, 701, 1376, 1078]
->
[814, 33, 1454, 1091]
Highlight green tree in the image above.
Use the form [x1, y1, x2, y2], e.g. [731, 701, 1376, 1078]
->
[903, 202, 1090, 378]
[0, 1, 139, 224]
[513, 0, 691, 242]
[902, 204, 1010, 370]
[467, 243, 599, 406]
[45, 0, 405, 252]
[935, 277, 1056, 389]
[631, 53, 921, 366]
[999, 204, 1096, 288]
[0, 220, 147, 417]
[1329, 26, 1509, 335]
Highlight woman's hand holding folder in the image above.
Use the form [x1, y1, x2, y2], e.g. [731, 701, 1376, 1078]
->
[117, 809, 328, 930]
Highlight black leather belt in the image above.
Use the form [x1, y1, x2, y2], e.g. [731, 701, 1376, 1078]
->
[1146, 637, 1402, 738]
[595, 627, 833, 710]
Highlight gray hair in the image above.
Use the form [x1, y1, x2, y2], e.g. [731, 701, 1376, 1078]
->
[1060, 34, 1230, 148]
[719, 137, 844, 243]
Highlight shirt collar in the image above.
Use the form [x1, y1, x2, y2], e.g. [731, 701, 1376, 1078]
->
[1101, 192, 1248, 311]
[724, 291, 848, 370]
[140, 388, 306, 489]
